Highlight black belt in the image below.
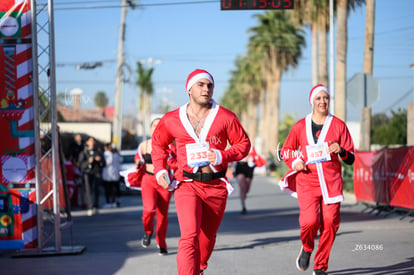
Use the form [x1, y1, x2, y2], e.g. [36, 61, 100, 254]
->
[183, 170, 226, 182]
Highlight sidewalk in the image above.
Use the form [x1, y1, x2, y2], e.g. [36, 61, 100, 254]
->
[1, 175, 413, 275]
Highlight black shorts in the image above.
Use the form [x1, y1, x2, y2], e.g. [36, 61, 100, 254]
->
[234, 162, 255, 179]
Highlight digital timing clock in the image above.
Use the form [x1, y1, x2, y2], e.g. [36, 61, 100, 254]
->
[221, 0, 294, 10]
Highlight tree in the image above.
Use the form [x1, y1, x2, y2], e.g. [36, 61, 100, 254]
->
[248, 11, 305, 156]
[94, 91, 109, 108]
[371, 109, 407, 146]
[136, 62, 154, 139]
[336, 0, 365, 121]
[292, 0, 364, 119]
[221, 55, 263, 144]
[94, 91, 109, 117]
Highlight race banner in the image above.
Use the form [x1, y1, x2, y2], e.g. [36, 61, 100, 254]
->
[354, 147, 414, 210]
[0, 0, 36, 250]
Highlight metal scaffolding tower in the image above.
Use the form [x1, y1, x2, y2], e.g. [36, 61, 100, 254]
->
[12, 0, 85, 256]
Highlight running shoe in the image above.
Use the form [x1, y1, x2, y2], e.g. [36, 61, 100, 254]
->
[159, 247, 168, 256]
[141, 233, 152, 248]
[296, 246, 311, 271]
[313, 269, 327, 275]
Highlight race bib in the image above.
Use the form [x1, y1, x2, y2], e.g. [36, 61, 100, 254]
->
[186, 142, 210, 167]
[306, 142, 331, 164]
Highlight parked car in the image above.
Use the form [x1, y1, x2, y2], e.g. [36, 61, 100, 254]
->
[119, 149, 140, 195]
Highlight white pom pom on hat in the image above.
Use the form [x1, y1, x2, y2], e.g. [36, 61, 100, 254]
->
[309, 84, 329, 105]
[185, 69, 214, 92]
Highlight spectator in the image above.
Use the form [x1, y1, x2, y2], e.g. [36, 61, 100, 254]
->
[102, 143, 122, 208]
[78, 136, 105, 216]
[63, 151, 81, 208]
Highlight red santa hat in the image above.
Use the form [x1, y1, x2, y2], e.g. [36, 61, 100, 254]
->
[309, 84, 329, 105]
[186, 69, 214, 92]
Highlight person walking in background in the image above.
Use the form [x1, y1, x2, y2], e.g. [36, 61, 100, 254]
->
[279, 84, 355, 275]
[136, 118, 176, 256]
[70, 133, 84, 165]
[78, 136, 105, 216]
[63, 151, 81, 208]
[152, 69, 251, 275]
[102, 143, 122, 208]
[234, 148, 256, 215]
[69, 133, 85, 209]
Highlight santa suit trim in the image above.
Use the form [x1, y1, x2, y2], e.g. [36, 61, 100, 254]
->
[278, 169, 298, 198]
[305, 113, 344, 204]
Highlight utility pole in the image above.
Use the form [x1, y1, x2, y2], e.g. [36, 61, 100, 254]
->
[113, 0, 133, 149]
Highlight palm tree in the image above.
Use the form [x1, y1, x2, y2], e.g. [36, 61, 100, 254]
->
[336, 0, 365, 121]
[136, 61, 154, 139]
[292, 0, 365, 120]
[291, 0, 330, 85]
[94, 91, 109, 117]
[232, 55, 262, 143]
[248, 11, 305, 156]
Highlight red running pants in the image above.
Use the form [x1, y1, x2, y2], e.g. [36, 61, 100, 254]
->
[174, 179, 228, 275]
[296, 181, 341, 271]
[141, 173, 172, 249]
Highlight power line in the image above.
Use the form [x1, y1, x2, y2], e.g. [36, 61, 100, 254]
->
[53, 0, 217, 11]
[380, 87, 414, 113]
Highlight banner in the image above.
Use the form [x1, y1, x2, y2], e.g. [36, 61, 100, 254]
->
[387, 147, 414, 209]
[354, 147, 414, 210]
[0, 0, 36, 249]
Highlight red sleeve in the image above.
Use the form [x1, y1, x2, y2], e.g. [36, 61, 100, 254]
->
[219, 112, 251, 164]
[166, 143, 178, 172]
[152, 115, 175, 176]
[281, 120, 304, 169]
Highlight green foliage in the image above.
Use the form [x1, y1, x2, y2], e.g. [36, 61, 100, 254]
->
[136, 62, 154, 111]
[342, 163, 354, 193]
[94, 91, 109, 108]
[371, 108, 407, 145]
[279, 113, 297, 144]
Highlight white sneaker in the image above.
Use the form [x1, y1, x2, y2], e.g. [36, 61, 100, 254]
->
[87, 209, 93, 216]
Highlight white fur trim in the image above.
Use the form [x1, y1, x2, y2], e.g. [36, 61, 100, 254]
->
[309, 85, 329, 105]
[212, 149, 222, 165]
[186, 72, 214, 92]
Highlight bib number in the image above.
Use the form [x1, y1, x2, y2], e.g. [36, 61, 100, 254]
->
[186, 142, 210, 167]
[306, 142, 331, 164]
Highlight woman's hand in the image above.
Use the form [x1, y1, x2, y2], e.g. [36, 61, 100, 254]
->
[328, 141, 342, 154]
[293, 161, 307, 171]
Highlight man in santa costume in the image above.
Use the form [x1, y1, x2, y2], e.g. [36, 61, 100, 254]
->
[279, 84, 355, 275]
[152, 69, 251, 275]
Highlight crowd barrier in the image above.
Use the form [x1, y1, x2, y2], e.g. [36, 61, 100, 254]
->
[354, 146, 414, 216]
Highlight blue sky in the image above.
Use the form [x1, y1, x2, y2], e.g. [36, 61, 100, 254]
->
[53, 0, 414, 122]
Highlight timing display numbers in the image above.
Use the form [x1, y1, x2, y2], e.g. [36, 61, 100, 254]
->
[221, 0, 294, 10]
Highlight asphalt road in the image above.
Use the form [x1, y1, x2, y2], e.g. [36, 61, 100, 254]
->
[1, 175, 413, 275]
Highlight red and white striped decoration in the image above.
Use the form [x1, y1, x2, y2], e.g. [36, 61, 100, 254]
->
[15, 2, 37, 249]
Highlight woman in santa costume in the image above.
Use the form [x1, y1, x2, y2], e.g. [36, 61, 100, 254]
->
[279, 84, 355, 275]
[152, 69, 250, 275]
[135, 118, 176, 256]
